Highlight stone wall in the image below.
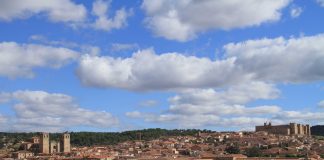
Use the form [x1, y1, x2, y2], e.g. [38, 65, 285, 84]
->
[256, 122, 311, 136]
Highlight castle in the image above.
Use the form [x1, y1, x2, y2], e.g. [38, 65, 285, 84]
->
[255, 122, 311, 136]
[39, 132, 71, 154]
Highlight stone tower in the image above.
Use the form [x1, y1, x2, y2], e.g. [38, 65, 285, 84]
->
[289, 123, 298, 134]
[39, 132, 49, 154]
[61, 133, 71, 153]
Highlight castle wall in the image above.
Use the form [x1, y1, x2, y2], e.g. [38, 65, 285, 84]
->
[289, 123, 298, 135]
[297, 124, 303, 134]
[256, 123, 311, 136]
[306, 125, 311, 136]
[303, 125, 307, 135]
[256, 125, 290, 135]
[301, 125, 305, 134]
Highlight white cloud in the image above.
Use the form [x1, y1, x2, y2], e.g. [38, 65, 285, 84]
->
[142, 0, 291, 41]
[273, 111, 324, 124]
[77, 48, 248, 91]
[224, 34, 324, 83]
[317, 0, 324, 7]
[318, 100, 324, 108]
[91, 0, 132, 31]
[290, 6, 302, 18]
[169, 82, 279, 106]
[77, 34, 324, 91]
[0, 42, 79, 78]
[0, 90, 119, 132]
[126, 80, 324, 128]
[76, 33, 324, 129]
[0, 0, 86, 23]
[167, 81, 280, 116]
[111, 43, 139, 52]
[0, 0, 132, 32]
[126, 82, 281, 128]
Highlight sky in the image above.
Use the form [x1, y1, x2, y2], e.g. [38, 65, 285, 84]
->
[0, 0, 324, 132]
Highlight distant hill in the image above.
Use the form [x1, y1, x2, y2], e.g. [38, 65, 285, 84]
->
[311, 125, 324, 136]
[0, 128, 212, 146]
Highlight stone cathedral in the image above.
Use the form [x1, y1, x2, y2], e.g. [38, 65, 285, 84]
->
[39, 132, 71, 154]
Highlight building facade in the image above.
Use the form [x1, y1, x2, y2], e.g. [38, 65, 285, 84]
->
[39, 132, 71, 154]
[255, 122, 311, 136]
[12, 151, 34, 159]
[50, 140, 60, 153]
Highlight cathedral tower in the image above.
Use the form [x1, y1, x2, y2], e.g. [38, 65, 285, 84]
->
[39, 132, 49, 154]
[61, 132, 71, 153]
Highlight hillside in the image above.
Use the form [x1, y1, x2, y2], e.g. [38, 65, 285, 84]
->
[311, 125, 324, 136]
[0, 128, 211, 147]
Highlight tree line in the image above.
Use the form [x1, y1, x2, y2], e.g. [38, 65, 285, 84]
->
[0, 128, 211, 146]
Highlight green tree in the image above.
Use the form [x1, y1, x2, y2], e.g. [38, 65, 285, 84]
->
[245, 146, 261, 157]
[225, 145, 240, 154]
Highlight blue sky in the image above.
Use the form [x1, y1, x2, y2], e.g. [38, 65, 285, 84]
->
[0, 0, 324, 132]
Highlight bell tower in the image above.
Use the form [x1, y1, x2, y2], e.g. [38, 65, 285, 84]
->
[39, 132, 49, 154]
[61, 132, 71, 153]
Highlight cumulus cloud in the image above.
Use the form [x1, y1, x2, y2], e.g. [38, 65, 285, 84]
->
[77, 33, 324, 91]
[168, 82, 280, 115]
[0, 0, 86, 23]
[224, 34, 324, 83]
[77, 48, 248, 91]
[126, 82, 281, 128]
[91, 0, 132, 31]
[0, 42, 79, 78]
[290, 6, 302, 18]
[127, 85, 324, 128]
[142, 0, 291, 41]
[0, 0, 132, 32]
[169, 82, 279, 106]
[0, 90, 119, 132]
[273, 111, 324, 124]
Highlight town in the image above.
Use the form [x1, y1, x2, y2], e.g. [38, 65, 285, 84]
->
[0, 122, 324, 160]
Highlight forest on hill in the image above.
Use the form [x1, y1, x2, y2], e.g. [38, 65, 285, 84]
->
[0, 128, 212, 146]
[311, 125, 324, 136]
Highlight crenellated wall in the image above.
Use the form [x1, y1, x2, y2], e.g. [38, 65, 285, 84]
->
[256, 122, 311, 136]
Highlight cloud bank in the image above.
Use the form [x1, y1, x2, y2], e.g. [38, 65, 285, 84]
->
[0, 0, 132, 32]
[0, 42, 79, 78]
[142, 0, 291, 41]
[0, 90, 119, 132]
[0, 0, 86, 22]
[77, 34, 324, 91]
